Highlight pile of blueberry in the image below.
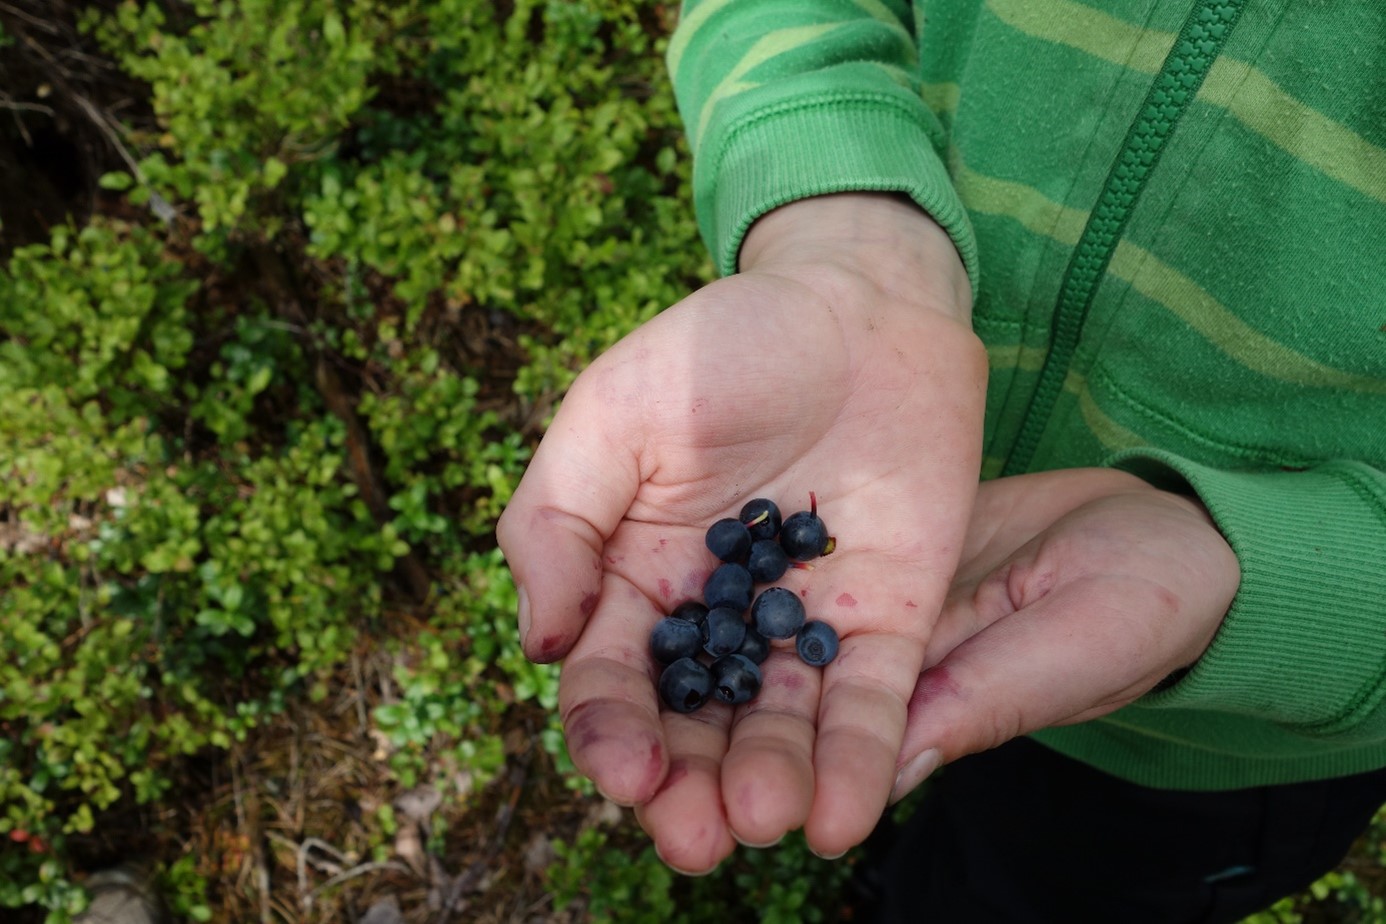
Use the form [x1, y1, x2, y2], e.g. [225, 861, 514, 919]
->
[651, 493, 840, 714]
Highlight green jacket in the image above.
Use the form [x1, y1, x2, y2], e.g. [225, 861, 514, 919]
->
[668, 0, 1386, 790]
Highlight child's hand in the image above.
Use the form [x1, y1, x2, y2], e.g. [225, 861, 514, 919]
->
[892, 468, 1241, 801]
[497, 194, 985, 870]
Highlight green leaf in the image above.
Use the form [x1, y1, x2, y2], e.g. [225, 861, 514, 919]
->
[262, 157, 288, 189]
[98, 171, 135, 191]
[221, 583, 244, 611]
[322, 12, 345, 45]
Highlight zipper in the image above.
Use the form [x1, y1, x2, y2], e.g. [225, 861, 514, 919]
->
[1001, 0, 1247, 476]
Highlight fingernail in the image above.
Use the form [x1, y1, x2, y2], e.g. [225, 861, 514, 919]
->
[655, 844, 720, 877]
[516, 585, 531, 647]
[809, 846, 848, 860]
[890, 748, 942, 805]
[732, 831, 784, 850]
[594, 784, 636, 809]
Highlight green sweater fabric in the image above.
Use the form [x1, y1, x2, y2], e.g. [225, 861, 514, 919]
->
[668, 0, 1386, 791]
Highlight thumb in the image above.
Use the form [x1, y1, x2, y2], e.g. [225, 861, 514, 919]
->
[496, 379, 641, 662]
[891, 577, 1172, 803]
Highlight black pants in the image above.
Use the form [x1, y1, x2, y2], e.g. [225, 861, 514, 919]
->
[863, 738, 1386, 924]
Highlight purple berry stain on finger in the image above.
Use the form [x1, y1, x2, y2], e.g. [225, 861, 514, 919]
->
[537, 635, 565, 660]
[564, 701, 665, 799]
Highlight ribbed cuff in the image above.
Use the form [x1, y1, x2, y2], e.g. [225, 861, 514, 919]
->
[1109, 449, 1386, 736]
[693, 92, 979, 292]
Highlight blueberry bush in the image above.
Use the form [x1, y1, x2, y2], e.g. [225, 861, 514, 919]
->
[0, 1, 1381, 922]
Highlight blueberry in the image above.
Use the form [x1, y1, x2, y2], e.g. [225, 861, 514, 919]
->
[739, 498, 782, 541]
[734, 623, 770, 665]
[747, 539, 790, 583]
[780, 491, 834, 562]
[780, 512, 831, 561]
[704, 562, 753, 612]
[702, 605, 747, 658]
[796, 620, 839, 667]
[658, 657, 713, 713]
[649, 616, 702, 664]
[751, 586, 806, 639]
[668, 600, 709, 627]
[711, 653, 762, 705]
[705, 517, 752, 563]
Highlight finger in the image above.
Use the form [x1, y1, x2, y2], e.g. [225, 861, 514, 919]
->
[894, 577, 1175, 802]
[634, 706, 737, 875]
[804, 631, 923, 857]
[558, 574, 669, 805]
[496, 377, 642, 662]
[719, 648, 820, 848]
[953, 469, 1147, 583]
[922, 553, 1028, 666]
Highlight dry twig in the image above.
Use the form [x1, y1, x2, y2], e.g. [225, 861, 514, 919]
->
[307, 860, 413, 910]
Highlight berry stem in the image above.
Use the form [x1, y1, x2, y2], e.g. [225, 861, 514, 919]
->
[809, 491, 818, 517]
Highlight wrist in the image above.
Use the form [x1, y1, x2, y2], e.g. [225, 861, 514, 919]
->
[738, 193, 974, 326]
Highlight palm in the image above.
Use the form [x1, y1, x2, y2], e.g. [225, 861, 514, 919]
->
[499, 262, 985, 869]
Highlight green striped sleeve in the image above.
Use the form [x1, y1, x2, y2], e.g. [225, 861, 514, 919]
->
[667, 0, 978, 288]
[1112, 449, 1386, 743]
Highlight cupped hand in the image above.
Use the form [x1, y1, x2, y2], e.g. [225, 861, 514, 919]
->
[891, 467, 1242, 801]
[496, 194, 986, 870]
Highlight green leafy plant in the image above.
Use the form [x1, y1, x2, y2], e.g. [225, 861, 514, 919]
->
[549, 829, 679, 923]
[5, 3, 707, 917]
